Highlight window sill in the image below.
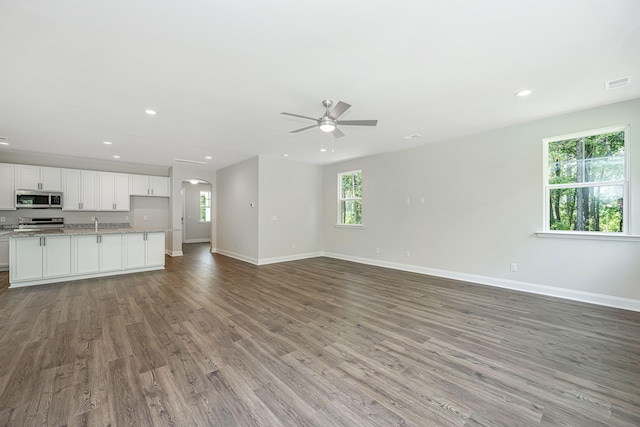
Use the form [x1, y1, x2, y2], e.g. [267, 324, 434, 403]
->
[335, 224, 364, 229]
[198, 221, 211, 224]
[536, 231, 640, 242]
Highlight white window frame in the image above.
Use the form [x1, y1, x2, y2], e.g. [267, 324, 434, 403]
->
[337, 169, 363, 227]
[541, 125, 631, 237]
[199, 190, 211, 223]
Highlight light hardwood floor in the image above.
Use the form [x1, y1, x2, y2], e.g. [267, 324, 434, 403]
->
[0, 243, 639, 426]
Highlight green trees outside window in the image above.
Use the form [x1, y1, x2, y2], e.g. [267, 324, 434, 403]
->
[545, 127, 627, 233]
[200, 191, 211, 222]
[338, 170, 362, 225]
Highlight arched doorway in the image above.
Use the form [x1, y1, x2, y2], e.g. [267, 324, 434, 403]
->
[181, 179, 213, 245]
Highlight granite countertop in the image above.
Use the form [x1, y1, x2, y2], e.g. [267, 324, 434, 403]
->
[5, 227, 170, 238]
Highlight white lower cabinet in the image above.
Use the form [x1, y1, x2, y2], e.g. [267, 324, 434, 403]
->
[10, 236, 71, 282]
[10, 231, 164, 287]
[0, 237, 9, 270]
[124, 232, 165, 269]
[73, 234, 123, 274]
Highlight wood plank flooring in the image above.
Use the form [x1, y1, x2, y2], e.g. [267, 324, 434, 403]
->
[0, 243, 639, 426]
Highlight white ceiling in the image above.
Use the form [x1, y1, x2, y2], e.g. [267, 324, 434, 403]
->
[1, 0, 639, 171]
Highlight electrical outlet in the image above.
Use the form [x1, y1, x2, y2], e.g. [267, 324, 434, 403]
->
[420, 197, 425, 204]
[406, 250, 410, 257]
[292, 243, 296, 249]
[0, 216, 5, 222]
[405, 197, 411, 205]
[271, 215, 277, 221]
[124, 215, 129, 221]
[143, 215, 148, 220]
[510, 263, 518, 272]
[376, 247, 380, 254]
[90, 216, 95, 221]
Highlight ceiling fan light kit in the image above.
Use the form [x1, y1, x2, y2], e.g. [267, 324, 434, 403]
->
[282, 100, 377, 139]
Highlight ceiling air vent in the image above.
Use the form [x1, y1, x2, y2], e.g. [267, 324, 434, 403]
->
[174, 158, 207, 165]
[605, 76, 631, 90]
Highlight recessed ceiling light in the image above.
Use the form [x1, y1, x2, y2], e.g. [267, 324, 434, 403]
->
[145, 109, 157, 115]
[283, 154, 289, 157]
[205, 156, 212, 160]
[103, 141, 113, 145]
[320, 148, 327, 152]
[113, 155, 120, 159]
[515, 89, 532, 97]
[189, 179, 200, 185]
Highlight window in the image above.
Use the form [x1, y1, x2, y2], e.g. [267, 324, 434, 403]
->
[338, 170, 362, 225]
[200, 191, 211, 222]
[543, 125, 628, 233]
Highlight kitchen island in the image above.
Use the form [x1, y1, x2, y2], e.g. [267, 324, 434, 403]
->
[9, 227, 167, 287]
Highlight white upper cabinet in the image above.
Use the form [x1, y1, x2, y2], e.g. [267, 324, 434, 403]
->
[62, 169, 98, 211]
[99, 172, 130, 211]
[0, 163, 15, 210]
[130, 174, 170, 197]
[15, 165, 62, 191]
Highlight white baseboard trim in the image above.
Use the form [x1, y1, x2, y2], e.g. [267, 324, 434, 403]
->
[184, 238, 211, 244]
[258, 252, 323, 266]
[322, 252, 640, 312]
[166, 249, 183, 257]
[215, 249, 259, 265]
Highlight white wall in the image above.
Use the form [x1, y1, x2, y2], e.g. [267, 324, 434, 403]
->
[258, 157, 323, 262]
[183, 182, 212, 243]
[322, 98, 640, 306]
[216, 157, 259, 262]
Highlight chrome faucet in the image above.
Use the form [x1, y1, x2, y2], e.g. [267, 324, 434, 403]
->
[94, 217, 99, 233]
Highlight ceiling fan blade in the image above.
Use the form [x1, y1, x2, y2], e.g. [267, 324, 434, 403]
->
[290, 124, 318, 133]
[281, 112, 318, 121]
[328, 101, 351, 120]
[336, 119, 378, 126]
[332, 127, 345, 139]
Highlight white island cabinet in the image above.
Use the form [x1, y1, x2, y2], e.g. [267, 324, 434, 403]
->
[9, 230, 165, 287]
[124, 232, 165, 269]
[73, 233, 123, 274]
[10, 235, 71, 282]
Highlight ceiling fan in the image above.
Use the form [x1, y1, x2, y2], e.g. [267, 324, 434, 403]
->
[281, 100, 377, 139]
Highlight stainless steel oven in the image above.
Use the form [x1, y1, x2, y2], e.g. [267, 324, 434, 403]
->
[16, 190, 63, 209]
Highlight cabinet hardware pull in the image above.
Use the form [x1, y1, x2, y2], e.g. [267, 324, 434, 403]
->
[42, 237, 45, 246]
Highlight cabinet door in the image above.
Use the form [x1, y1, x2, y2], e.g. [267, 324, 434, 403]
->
[145, 232, 166, 266]
[0, 164, 15, 210]
[40, 167, 62, 191]
[74, 235, 100, 274]
[124, 233, 146, 269]
[81, 171, 98, 210]
[43, 236, 71, 278]
[149, 176, 169, 197]
[114, 174, 130, 211]
[99, 172, 116, 210]
[0, 238, 9, 269]
[100, 234, 123, 271]
[15, 165, 41, 190]
[11, 237, 44, 281]
[63, 169, 82, 210]
[129, 174, 149, 196]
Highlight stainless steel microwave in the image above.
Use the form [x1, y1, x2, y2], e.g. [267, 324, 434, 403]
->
[16, 190, 63, 209]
